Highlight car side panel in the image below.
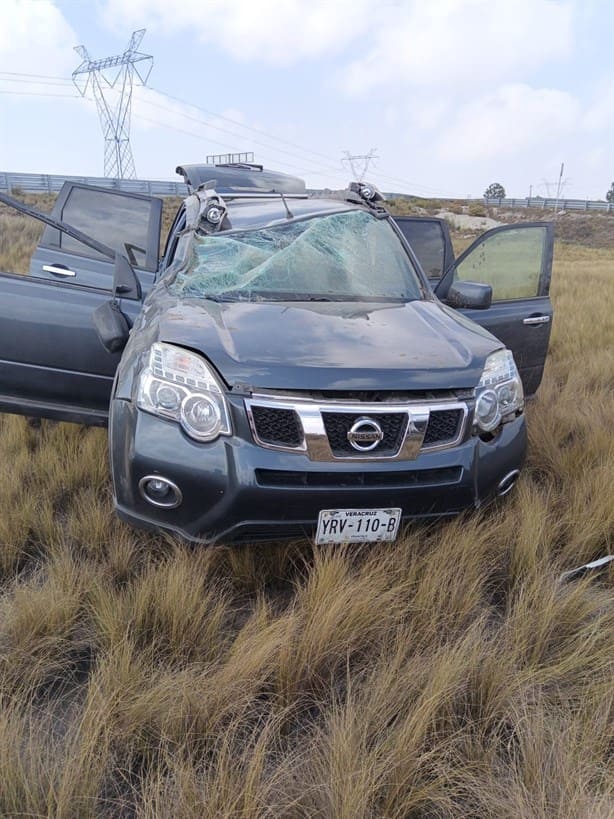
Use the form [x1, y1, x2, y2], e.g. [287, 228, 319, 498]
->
[29, 246, 156, 293]
[0, 272, 143, 425]
[0, 182, 164, 424]
[458, 296, 553, 395]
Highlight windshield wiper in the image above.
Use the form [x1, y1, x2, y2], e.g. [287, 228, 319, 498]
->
[201, 292, 255, 303]
[197, 293, 236, 303]
[280, 294, 360, 303]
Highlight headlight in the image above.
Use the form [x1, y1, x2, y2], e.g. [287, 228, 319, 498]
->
[136, 342, 231, 442]
[474, 349, 524, 433]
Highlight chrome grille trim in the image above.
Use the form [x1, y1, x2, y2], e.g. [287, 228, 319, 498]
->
[245, 395, 469, 462]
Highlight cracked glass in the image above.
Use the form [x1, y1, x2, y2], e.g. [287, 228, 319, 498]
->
[170, 210, 422, 302]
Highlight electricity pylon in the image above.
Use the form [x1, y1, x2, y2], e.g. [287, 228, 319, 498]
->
[72, 30, 153, 179]
[342, 149, 378, 181]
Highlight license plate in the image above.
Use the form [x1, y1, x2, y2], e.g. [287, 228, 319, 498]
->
[316, 508, 402, 545]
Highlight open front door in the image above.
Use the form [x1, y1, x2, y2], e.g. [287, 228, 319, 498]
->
[0, 185, 162, 425]
[435, 223, 554, 396]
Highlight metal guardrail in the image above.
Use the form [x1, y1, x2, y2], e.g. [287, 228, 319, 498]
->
[0, 171, 188, 197]
[484, 196, 612, 212]
[0, 172, 612, 212]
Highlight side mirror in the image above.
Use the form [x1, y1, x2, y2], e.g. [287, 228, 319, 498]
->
[92, 300, 130, 354]
[444, 280, 492, 310]
[92, 254, 139, 354]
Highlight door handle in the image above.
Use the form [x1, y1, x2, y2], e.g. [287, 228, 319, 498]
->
[523, 315, 550, 326]
[43, 264, 76, 278]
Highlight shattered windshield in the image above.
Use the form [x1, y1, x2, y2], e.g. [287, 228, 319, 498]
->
[169, 210, 423, 302]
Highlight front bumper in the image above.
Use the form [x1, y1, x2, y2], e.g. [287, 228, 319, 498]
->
[109, 398, 526, 544]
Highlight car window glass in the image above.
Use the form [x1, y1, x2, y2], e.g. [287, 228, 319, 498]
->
[57, 188, 153, 268]
[172, 211, 423, 302]
[395, 220, 446, 278]
[455, 226, 546, 300]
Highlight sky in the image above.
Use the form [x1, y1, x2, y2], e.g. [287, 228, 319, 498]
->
[0, 0, 612, 199]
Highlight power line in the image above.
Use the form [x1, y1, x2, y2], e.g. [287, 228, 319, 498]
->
[148, 86, 348, 168]
[0, 89, 80, 98]
[0, 76, 74, 87]
[0, 72, 349, 181]
[0, 70, 347, 172]
[148, 87, 449, 195]
[0, 70, 73, 81]
[0, 81, 348, 181]
[130, 111, 350, 183]
[0, 71, 459, 195]
[132, 95, 349, 180]
[135, 90, 449, 194]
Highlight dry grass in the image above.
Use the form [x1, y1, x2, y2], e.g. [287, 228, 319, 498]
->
[0, 196, 48, 274]
[0, 199, 612, 816]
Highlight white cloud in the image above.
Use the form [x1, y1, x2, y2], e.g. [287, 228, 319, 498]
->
[100, 0, 373, 64]
[0, 0, 79, 159]
[0, 0, 77, 75]
[340, 0, 573, 94]
[435, 83, 580, 161]
[0, 1, 80, 149]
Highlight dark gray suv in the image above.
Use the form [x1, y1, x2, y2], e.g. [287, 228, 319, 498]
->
[0, 164, 554, 544]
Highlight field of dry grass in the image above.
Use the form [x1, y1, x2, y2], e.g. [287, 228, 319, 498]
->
[0, 196, 611, 816]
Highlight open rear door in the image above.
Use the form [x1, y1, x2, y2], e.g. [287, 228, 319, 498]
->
[435, 223, 554, 396]
[0, 185, 162, 424]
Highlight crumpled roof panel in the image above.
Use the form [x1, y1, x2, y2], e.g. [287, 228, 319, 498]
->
[176, 164, 306, 194]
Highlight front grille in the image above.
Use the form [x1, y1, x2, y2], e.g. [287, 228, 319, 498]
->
[251, 405, 303, 448]
[321, 412, 408, 457]
[247, 397, 466, 460]
[255, 466, 462, 488]
[423, 409, 463, 446]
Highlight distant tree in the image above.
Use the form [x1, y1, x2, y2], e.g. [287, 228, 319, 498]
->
[606, 182, 614, 203]
[484, 182, 506, 200]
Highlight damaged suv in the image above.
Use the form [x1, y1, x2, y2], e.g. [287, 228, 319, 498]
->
[0, 164, 553, 544]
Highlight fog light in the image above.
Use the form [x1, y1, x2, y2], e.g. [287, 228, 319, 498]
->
[138, 475, 183, 509]
[147, 479, 171, 499]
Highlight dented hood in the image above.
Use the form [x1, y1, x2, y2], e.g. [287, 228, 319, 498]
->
[153, 297, 501, 392]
